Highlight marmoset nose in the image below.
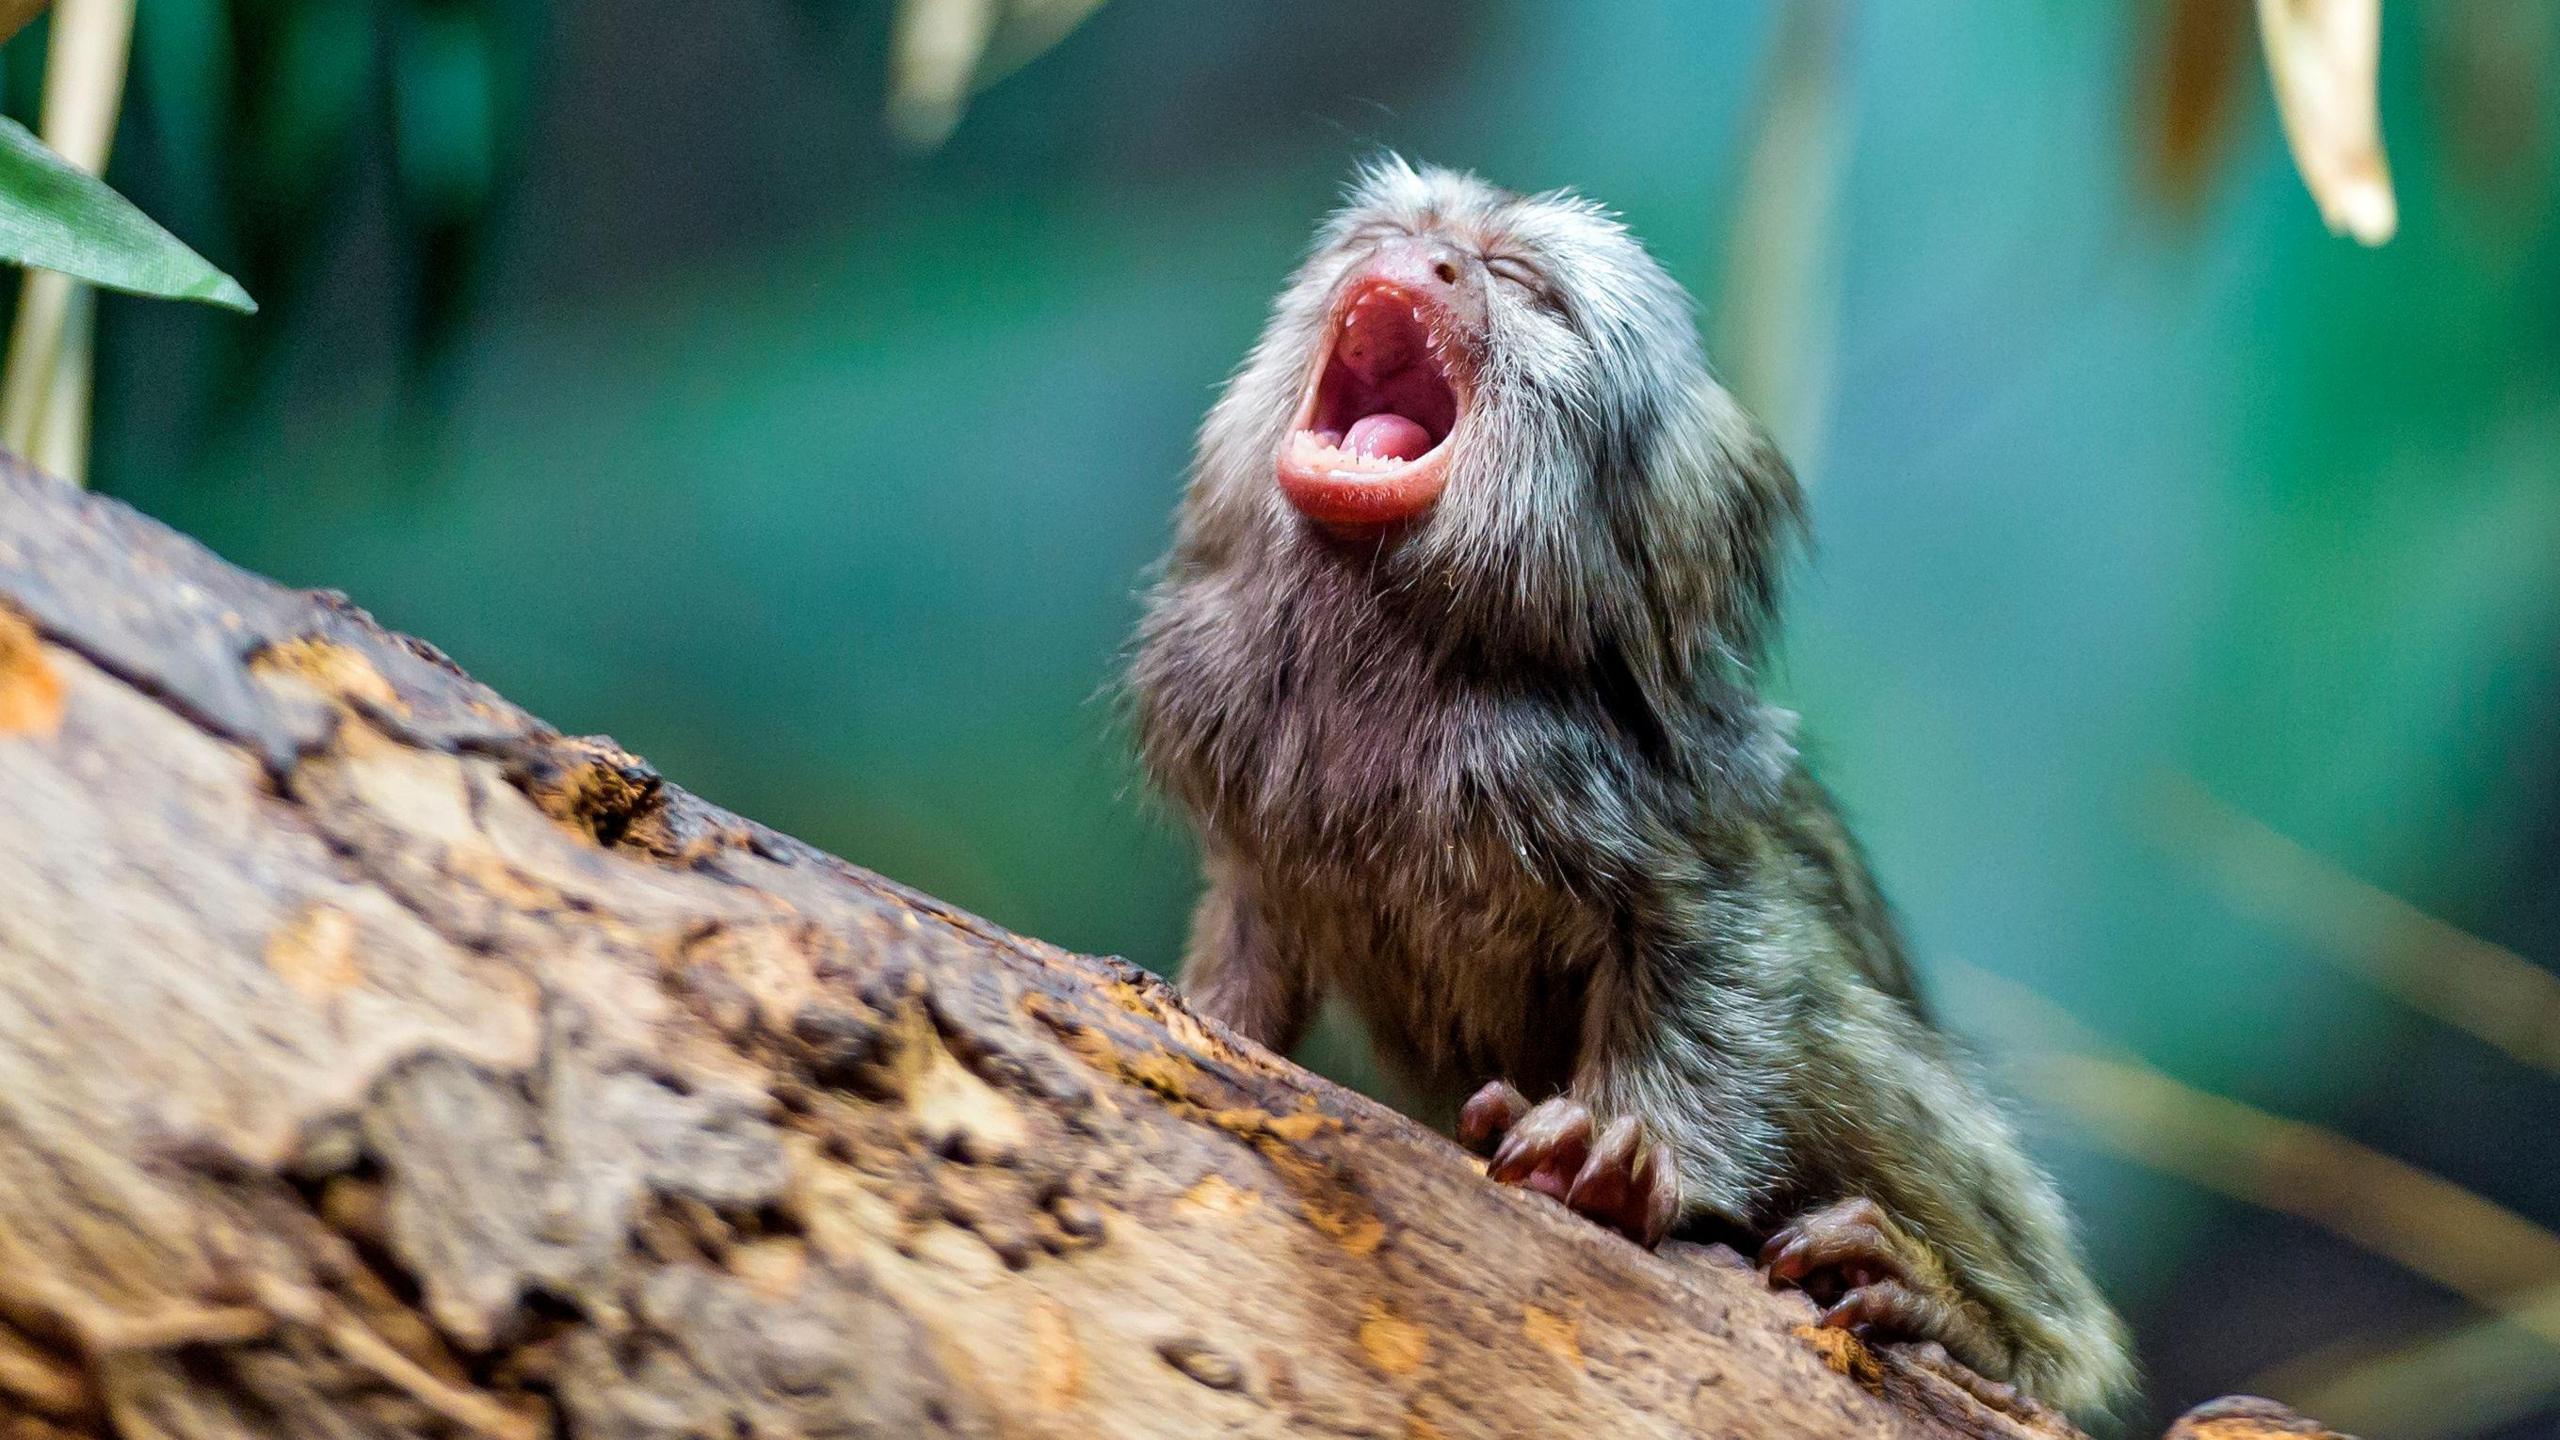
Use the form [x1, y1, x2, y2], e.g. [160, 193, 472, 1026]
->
[1363, 236, 1486, 332]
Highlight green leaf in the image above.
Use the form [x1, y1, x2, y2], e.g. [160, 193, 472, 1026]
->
[0, 116, 254, 312]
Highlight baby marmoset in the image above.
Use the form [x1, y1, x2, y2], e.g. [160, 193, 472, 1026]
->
[1129, 158, 2132, 1416]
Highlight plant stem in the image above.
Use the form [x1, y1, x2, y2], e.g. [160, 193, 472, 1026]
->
[0, 0, 133, 484]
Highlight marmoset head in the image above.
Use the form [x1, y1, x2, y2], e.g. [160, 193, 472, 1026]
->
[1173, 156, 1803, 680]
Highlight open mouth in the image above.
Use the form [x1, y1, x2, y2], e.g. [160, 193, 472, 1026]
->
[1277, 281, 1466, 528]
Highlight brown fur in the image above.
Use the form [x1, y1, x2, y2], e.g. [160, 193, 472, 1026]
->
[1129, 158, 2133, 1417]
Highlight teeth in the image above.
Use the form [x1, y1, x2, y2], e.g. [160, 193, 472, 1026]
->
[1291, 429, 1410, 471]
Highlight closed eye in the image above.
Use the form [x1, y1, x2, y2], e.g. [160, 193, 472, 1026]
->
[1484, 253, 1564, 315]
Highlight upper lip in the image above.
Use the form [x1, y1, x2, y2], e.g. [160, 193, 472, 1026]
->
[1274, 275, 1471, 529]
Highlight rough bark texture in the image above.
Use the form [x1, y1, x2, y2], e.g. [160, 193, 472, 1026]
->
[0, 459, 2337, 1440]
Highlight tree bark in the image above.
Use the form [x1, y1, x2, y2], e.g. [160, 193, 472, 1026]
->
[0, 458, 2333, 1439]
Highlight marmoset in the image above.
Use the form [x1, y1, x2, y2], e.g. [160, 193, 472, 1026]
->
[1129, 157, 2132, 1416]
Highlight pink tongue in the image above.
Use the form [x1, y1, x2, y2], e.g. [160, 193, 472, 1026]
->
[1344, 413, 1431, 461]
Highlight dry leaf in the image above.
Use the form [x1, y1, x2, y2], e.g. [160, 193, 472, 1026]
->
[2257, 0, 2398, 244]
[887, 0, 1000, 148]
[887, 0, 1108, 150]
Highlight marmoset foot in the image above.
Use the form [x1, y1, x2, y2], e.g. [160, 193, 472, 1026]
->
[1459, 1081, 1679, 1247]
[1761, 1197, 2033, 1415]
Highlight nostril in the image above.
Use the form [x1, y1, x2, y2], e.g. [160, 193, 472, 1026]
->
[1432, 260, 1460, 285]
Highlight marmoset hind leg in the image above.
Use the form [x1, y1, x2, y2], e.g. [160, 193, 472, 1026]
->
[1177, 857, 1315, 1055]
[1459, 840, 2130, 1415]
[1462, 991, 2127, 1415]
[1761, 976, 2133, 1416]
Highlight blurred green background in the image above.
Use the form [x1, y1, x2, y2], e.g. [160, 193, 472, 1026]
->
[35, 2, 2560, 1433]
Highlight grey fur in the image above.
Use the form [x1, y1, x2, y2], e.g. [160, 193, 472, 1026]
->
[1129, 157, 2133, 1416]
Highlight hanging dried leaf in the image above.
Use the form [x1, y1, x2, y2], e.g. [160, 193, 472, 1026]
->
[886, 0, 1108, 150]
[887, 0, 999, 149]
[2256, 0, 2398, 244]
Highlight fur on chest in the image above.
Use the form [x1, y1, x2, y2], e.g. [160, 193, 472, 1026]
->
[1136, 572, 1684, 899]
[1261, 852, 1617, 1094]
[1138, 574, 1669, 1082]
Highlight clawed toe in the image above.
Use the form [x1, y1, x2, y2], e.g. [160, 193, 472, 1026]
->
[1762, 1196, 1910, 1300]
[1459, 1079, 1529, 1154]
[1467, 1085, 1678, 1247]
[1902, 1341, 2049, 1422]
[1487, 1096, 1592, 1202]
[1762, 1198, 2028, 1413]
[1820, 1278, 1940, 1335]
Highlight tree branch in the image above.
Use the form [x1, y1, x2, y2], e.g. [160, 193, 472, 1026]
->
[0, 457, 2330, 1438]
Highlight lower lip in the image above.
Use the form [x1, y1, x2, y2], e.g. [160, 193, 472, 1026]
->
[1276, 451, 1452, 528]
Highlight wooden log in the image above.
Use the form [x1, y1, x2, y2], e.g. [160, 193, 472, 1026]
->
[0, 458, 2334, 1438]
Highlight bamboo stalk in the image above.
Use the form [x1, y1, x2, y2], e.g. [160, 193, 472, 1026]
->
[2157, 776, 2560, 1078]
[2039, 1053, 2560, 1319]
[1943, 959, 2560, 1404]
[2250, 1288, 2560, 1440]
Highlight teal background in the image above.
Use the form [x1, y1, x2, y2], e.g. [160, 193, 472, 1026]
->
[47, 4, 2560, 1433]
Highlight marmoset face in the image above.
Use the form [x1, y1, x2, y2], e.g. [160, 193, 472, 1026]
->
[1183, 156, 1794, 672]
